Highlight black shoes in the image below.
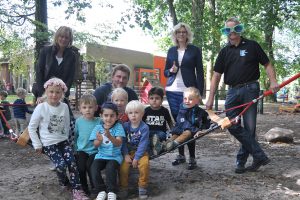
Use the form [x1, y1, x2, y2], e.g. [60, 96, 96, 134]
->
[235, 165, 246, 174]
[172, 155, 186, 166]
[247, 158, 271, 172]
[187, 158, 197, 170]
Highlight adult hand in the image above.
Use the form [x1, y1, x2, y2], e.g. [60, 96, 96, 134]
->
[269, 81, 280, 93]
[205, 98, 214, 110]
[170, 61, 178, 73]
[132, 159, 138, 168]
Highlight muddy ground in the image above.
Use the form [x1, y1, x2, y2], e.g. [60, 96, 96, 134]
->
[0, 103, 299, 200]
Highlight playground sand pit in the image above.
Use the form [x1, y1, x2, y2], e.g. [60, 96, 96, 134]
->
[0, 103, 300, 200]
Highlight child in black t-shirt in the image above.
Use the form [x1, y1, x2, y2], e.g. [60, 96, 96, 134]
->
[142, 87, 173, 155]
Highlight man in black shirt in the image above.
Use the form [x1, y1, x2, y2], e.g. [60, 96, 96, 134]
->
[206, 17, 279, 174]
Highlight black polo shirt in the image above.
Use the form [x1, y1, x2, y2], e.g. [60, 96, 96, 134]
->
[214, 37, 269, 86]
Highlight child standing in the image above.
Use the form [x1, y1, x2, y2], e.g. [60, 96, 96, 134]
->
[28, 78, 89, 200]
[74, 94, 100, 195]
[0, 91, 11, 136]
[120, 100, 150, 199]
[111, 88, 129, 123]
[13, 88, 32, 136]
[142, 87, 173, 155]
[89, 102, 125, 200]
[155, 87, 211, 170]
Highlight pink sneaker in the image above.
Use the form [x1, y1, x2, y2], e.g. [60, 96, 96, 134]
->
[72, 189, 89, 200]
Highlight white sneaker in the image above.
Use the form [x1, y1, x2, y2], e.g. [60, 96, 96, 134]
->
[96, 191, 107, 200]
[107, 192, 117, 200]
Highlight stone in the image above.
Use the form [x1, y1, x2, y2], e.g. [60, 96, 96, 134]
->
[265, 127, 294, 143]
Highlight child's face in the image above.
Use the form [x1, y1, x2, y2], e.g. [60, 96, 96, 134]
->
[183, 92, 200, 108]
[112, 95, 127, 113]
[79, 102, 97, 120]
[45, 85, 63, 106]
[127, 109, 144, 124]
[101, 108, 118, 128]
[148, 94, 162, 109]
[0, 95, 4, 100]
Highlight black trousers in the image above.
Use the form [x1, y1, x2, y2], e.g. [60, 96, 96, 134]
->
[91, 159, 120, 194]
[76, 151, 96, 190]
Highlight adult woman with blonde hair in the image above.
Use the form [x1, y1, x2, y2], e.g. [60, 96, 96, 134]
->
[35, 26, 76, 104]
[164, 22, 204, 170]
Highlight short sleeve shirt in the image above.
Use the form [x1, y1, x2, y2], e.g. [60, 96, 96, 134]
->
[214, 37, 269, 86]
[143, 106, 172, 132]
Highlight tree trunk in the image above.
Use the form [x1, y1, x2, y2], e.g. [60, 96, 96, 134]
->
[166, 0, 178, 26]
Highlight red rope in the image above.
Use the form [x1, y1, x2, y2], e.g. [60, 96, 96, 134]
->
[0, 103, 32, 106]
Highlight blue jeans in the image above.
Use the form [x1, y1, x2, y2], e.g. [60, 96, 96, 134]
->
[225, 82, 268, 165]
[149, 130, 167, 141]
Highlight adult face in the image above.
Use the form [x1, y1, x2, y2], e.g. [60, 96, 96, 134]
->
[176, 27, 188, 44]
[112, 70, 129, 88]
[226, 21, 242, 46]
[57, 32, 71, 49]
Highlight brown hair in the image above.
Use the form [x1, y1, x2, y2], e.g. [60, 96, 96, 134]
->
[111, 64, 131, 79]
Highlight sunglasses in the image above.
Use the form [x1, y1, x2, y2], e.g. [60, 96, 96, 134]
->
[220, 24, 244, 36]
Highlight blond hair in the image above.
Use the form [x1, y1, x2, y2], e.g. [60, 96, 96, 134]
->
[184, 87, 201, 100]
[79, 94, 97, 106]
[16, 88, 27, 97]
[53, 26, 73, 47]
[111, 88, 128, 102]
[171, 22, 194, 45]
[125, 100, 144, 114]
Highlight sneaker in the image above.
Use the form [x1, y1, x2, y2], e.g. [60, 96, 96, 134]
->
[187, 158, 197, 170]
[72, 189, 89, 200]
[152, 134, 163, 155]
[139, 187, 148, 199]
[172, 155, 186, 166]
[246, 157, 271, 172]
[49, 161, 56, 171]
[165, 140, 178, 151]
[107, 192, 117, 200]
[235, 164, 246, 174]
[96, 191, 107, 200]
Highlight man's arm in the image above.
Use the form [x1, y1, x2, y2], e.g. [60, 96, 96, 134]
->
[206, 71, 222, 110]
[264, 62, 280, 93]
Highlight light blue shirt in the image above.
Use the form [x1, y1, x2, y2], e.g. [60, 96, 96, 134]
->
[89, 121, 125, 164]
[75, 117, 100, 155]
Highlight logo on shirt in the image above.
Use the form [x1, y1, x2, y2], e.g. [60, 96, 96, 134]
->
[240, 50, 248, 57]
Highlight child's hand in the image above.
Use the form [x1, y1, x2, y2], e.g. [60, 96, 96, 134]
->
[170, 61, 178, 73]
[194, 130, 205, 138]
[125, 155, 132, 164]
[104, 128, 112, 139]
[96, 132, 103, 142]
[132, 159, 138, 168]
[35, 148, 43, 155]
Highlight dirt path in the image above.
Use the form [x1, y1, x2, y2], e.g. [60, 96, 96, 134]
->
[0, 103, 299, 200]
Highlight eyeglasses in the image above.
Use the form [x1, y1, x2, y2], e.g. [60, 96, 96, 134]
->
[176, 31, 187, 35]
[220, 24, 244, 36]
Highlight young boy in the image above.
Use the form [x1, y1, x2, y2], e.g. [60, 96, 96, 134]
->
[120, 100, 150, 199]
[142, 87, 173, 155]
[154, 87, 211, 170]
[111, 88, 129, 123]
[74, 94, 100, 195]
[0, 91, 11, 136]
[12, 88, 33, 136]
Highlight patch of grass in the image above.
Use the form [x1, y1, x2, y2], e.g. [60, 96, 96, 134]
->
[5, 93, 35, 104]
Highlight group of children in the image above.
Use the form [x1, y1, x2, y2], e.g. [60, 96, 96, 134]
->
[26, 77, 211, 200]
[0, 88, 32, 138]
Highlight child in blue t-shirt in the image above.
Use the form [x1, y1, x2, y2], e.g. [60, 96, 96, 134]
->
[74, 94, 100, 195]
[89, 102, 125, 200]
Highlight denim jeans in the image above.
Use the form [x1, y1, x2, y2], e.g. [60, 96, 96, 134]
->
[149, 130, 167, 141]
[225, 82, 268, 165]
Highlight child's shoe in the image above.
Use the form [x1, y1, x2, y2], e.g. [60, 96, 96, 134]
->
[72, 189, 89, 200]
[95, 191, 107, 200]
[172, 155, 186, 166]
[138, 187, 148, 199]
[151, 134, 163, 155]
[187, 158, 197, 170]
[107, 192, 117, 200]
[164, 140, 178, 151]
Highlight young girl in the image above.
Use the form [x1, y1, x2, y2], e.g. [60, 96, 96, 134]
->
[28, 77, 89, 200]
[89, 102, 125, 200]
[111, 88, 129, 123]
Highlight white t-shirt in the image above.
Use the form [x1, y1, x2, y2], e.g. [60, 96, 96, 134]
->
[28, 102, 70, 149]
[165, 49, 187, 92]
[56, 56, 63, 65]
